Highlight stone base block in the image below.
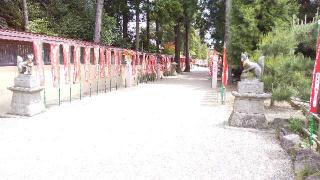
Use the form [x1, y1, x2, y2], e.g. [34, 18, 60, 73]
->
[8, 87, 45, 117]
[14, 74, 40, 88]
[234, 97, 265, 114]
[228, 111, 268, 129]
[238, 80, 264, 94]
[10, 101, 45, 116]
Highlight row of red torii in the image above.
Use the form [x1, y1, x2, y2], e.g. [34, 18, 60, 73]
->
[0, 29, 187, 88]
[34, 42, 186, 87]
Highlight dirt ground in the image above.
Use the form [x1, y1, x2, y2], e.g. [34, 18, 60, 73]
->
[0, 67, 294, 180]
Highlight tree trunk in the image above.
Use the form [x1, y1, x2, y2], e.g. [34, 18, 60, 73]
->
[174, 23, 181, 73]
[156, 20, 160, 53]
[22, 0, 29, 31]
[93, 0, 104, 43]
[135, 0, 140, 51]
[184, 19, 190, 72]
[146, 0, 150, 52]
[122, 6, 129, 41]
[224, 0, 232, 48]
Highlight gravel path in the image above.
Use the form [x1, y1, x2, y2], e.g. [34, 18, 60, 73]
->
[0, 67, 293, 180]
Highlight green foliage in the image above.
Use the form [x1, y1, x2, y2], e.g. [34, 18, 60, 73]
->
[29, 18, 57, 36]
[288, 117, 304, 134]
[152, 0, 183, 24]
[196, 0, 314, 61]
[101, 14, 120, 45]
[55, 12, 94, 40]
[189, 29, 208, 59]
[196, 0, 225, 50]
[0, 0, 23, 30]
[294, 22, 318, 58]
[262, 54, 312, 102]
[297, 0, 319, 22]
[259, 27, 297, 56]
[3, 0, 119, 46]
[229, 0, 299, 64]
[296, 166, 314, 180]
[258, 15, 317, 103]
[271, 85, 296, 102]
[0, 0, 206, 58]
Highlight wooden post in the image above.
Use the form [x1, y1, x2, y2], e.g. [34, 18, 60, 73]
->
[69, 83, 72, 102]
[110, 79, 112, 92]
[305, 14, 307, 24]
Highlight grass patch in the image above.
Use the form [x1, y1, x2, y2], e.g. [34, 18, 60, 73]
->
[288, 117, 304, 134]
[295, 166, 313, 180]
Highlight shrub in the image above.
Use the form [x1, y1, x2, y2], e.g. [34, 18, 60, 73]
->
[259, 27, 297, 57]
[259, 23, 314, 103]
[262, 54, 312, 102]
[272, 85, 296, 102]
[288, 117, 304, 134]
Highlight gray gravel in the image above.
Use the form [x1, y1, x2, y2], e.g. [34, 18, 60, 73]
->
[0, 67, 293, 180]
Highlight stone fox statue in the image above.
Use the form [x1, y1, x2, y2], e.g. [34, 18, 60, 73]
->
[241, 53, 265, 78]
[17, 54, 34, 74]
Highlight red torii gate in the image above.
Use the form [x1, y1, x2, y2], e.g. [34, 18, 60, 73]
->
[0, 29, 174, 85]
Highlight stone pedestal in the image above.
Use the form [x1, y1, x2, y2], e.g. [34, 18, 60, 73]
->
[8, 74, 45, 116]
[170, 63, 177, 76]
[228, 79, 271, 129]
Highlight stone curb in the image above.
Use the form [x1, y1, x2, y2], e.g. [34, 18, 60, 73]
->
[278, 127, 320, 179]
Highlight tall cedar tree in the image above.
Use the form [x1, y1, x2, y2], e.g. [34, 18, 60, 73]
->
[94, 0, 104, 43]
[22, 0, 29, 31]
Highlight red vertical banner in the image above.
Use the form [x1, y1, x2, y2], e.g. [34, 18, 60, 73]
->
[50, 43, 59, 87]
[117, 49, 122, 75]
[222, 46, 228, 87]
[167, 56, 171, 72]
[132, 52, 136, 75]
[151, 55, 156, 73]
[113, 48, 117, 61]
[161, 56, 165, 72]
[137, 53, 141, 65]
[84, 47, 91, 82]
[148, 55, 151, 74]
[62, 44, 71, 84]
[208, 60, 213, 76]
[93, 46, 99, 79]
[33, 41, 45, 85]
[73, 45, 81, 84]
[113, 48, 118, 76]
[162, 56, 166, 72]
[147, 55, 151, 74]
[309, 32, 320, 113]
[150, 55, 153, 74]
[99, 47, 105, 78]
[106, 48, 111, 78]
[143, 53, 147, 75]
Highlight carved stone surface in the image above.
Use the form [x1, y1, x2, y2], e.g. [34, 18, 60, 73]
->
[228, 79, 271, 129]
[229, 111, 268, 128]
[8, 74, 45, 116]
[237, 80, 264, 94]
[14, 74, 40, 88]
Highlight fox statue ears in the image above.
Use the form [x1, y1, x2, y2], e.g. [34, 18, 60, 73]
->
[241, 52, 248, 62]
[17, 56, 23, 64]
